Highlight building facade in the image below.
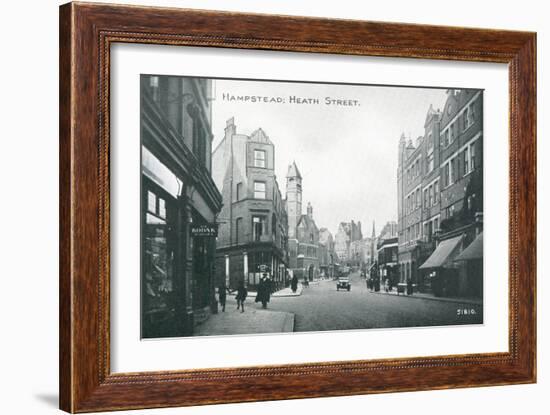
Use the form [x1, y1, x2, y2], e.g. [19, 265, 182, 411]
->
[141, 75, 223, 338]
[397, 89, 483, 297]
[212, 118, 288, 291]
[318, 228, 336, 278]
[376, 221, 399, 287]
[286, 162, 321, 281]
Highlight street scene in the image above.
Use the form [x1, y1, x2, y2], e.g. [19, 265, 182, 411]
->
[140, 75, 484, 338]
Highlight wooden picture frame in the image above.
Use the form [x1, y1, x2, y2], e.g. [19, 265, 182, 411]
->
[59, 2, 536, 412]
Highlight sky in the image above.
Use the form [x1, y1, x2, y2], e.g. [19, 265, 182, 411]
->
[210, 78, 449, 237]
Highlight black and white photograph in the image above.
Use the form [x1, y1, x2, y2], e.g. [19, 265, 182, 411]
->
[140, 75, 484, 339]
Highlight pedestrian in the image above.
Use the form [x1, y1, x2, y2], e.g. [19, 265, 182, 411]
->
[384, 278, 389, 293]
[235, 280, 247, 312]
[255, 275, 271, 309]
[291, 274, 298, 293]
[218, 281, 227, 312]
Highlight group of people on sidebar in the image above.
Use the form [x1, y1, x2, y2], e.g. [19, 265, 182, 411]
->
[216, 272, 301, 313]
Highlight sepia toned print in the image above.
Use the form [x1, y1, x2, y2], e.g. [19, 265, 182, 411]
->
[140, 75, 483, 339]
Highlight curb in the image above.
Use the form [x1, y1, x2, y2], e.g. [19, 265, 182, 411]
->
[282, 313, 295, 332]
[371, 290, 482, 306]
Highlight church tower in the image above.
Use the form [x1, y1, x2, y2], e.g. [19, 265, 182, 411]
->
[286, 161, 302, 239]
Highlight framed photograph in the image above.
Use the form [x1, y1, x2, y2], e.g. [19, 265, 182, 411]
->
[59, 2, 536, 412]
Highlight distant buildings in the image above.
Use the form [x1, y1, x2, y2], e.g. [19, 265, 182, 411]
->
[318, 228, 336, 278]
[212, 118, 288, 290]
[334, 221, 363, 265]
[377, 221, 399, 287]
[397, 89, 483, 297]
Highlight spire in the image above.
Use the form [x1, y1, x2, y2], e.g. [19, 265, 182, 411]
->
[372, 220, 376, 238]
[286, 161, 302, 179]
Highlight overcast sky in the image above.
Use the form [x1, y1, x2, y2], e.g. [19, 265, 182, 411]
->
[211, 78, 448, 237]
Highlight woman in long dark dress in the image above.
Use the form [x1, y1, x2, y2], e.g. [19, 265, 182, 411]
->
[291, 274, 298, 293]
[218, 282, 227, 312]
[255, 277, 271, 309]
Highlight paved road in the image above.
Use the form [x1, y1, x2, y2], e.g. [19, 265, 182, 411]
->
[266, 272, 483, 332]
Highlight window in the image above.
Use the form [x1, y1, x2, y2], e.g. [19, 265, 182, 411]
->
[429, 185, 434, 206]
[252, 216, 266, 241]
[416, 188, 421, 208]
[427, 152, 434, 173]
[147, 190, 166, 220]
[443, 163, 450, 187]
[427, 132, 433, 154]
[468, 101, 476, 126]
[147, 190, 156, 213]
[449, 157, 456, 185]
[470, 142, 476, 171]
[462, 107, 469, 131]
[463, 147, 470, 175]
[253, 181, 266, 199]
[236, 182, 243, 201]
[434, 180, 439, 203]
[424, 188, 429, 209]
[434, 217, 439, 232]
[235, 217, 243, 244]
[447, 205, 455, 218]
[149, 76, 159, 103]
[450, 122, 455, 143]
[254, 149, 266, 168]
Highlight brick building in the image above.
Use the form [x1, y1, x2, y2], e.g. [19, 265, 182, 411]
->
[212, 118, 288, 290]
[286, 162, 321, 281]
[397, 89, 483, 297]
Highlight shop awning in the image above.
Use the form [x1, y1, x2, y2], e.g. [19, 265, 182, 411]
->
[419, 235, 463, 269]
[455, 232, 483, 261]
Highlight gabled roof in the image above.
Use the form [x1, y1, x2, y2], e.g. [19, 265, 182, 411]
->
[286, 161, 302, 179]
[250, 128, 272, 144]
[297, 214, 318, 232]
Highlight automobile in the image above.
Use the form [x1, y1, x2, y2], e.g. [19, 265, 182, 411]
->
[336, 276, 351, 291]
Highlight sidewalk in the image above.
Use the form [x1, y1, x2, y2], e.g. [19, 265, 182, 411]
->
[272, 284, 303, 297]
[194, 300, 295, 336]
[370, 289, 483, 306]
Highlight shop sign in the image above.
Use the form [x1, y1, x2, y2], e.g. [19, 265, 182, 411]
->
[190, 223, 218, 237]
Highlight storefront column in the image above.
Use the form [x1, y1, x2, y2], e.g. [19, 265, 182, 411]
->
[243, 251, 248, 286]
[224, 255, 230, 287]
[174, 193, 194, 336]
[184, 202, 194, 333]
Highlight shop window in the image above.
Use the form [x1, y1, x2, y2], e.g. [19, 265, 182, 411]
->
[142, 185, 176, 338]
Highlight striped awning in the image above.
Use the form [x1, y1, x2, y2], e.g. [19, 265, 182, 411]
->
[419, 235, 463, 269]
[455, 232, 483, 261]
